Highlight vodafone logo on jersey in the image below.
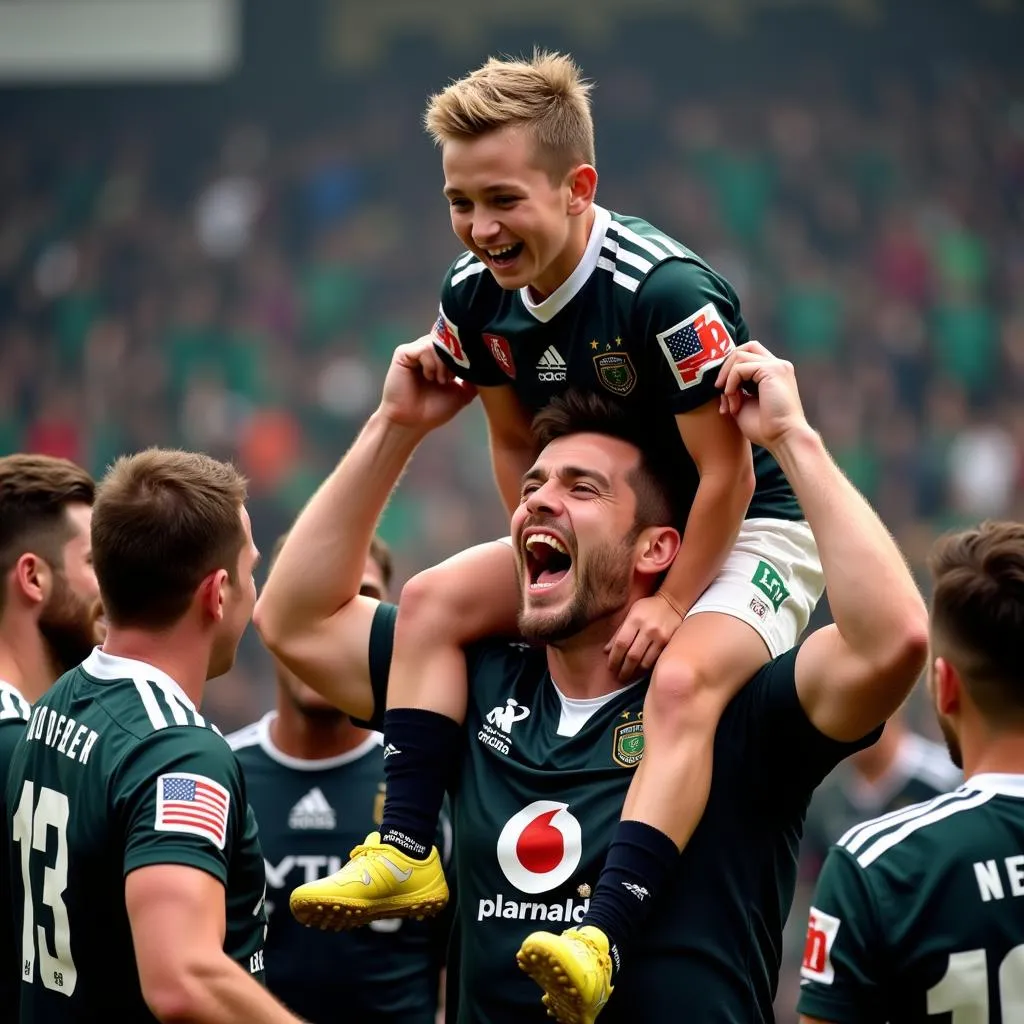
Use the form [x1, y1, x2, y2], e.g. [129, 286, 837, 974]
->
[497, 801, 582, 894]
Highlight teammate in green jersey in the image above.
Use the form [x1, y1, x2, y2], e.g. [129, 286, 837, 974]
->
[798, 519, 1024, 1024]
[259, 337, 927, 1023]
[0, 455, 100, 1016]
[5, 449, 304, 1024]
[229, 534, 450, 1023]
[296, 53, 824, 1003]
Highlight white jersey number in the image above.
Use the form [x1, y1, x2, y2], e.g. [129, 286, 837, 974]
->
[12, 780, 78, 996]
[927, 946, 1024, 1023]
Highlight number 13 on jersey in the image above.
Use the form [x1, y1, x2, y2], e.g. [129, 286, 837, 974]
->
[12, 779, 77, 996]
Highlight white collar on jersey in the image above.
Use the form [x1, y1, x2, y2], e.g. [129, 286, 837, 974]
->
[965, 773, 1024, 798]
[81, 646, 197, 714]
[518, 204, 611, 323]
[254, 711, 383, 772]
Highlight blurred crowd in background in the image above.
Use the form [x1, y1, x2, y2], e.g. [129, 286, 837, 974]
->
[1, 1, 1021, 1013]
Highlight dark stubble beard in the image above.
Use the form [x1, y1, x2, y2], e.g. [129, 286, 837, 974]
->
[936, 714, 963, 770]
[38, 572, 101, 676]
[517, 534, 635, 646]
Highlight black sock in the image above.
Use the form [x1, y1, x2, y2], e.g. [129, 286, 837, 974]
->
[379, 708, 462, 859]
[581, 820, 679, 978]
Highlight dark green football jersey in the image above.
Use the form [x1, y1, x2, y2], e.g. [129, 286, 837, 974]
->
[0, 681, 31, 1015]
[797, 776, 1024, 1023]
[365, 604, 873, 1023]
[4, 649, 267, 1022]
[431, 204, 801, 521]
[228, 714, 447, 1023]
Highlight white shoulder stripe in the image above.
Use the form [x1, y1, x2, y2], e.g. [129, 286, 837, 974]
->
[134, 680, 168, 730]
[607, 221, 668, 262]
[855, 789, 996, 868]
[652, 234, 687, 259]
[0, 684, 30, 722]
[226, 723, 261, 751]
[838, 788, 973, 851]
[451, 261, 487, 287]
[601, 237, 654, 276]
[454, 251, 476, 269]
[597, 257, 640, 293]
[155, 680, 206, 727]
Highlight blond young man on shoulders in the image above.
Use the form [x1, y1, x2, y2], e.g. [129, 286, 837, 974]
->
[293, 51, 823, 1005]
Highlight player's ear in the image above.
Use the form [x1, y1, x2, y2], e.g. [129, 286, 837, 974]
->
[13, 552, 48, 607]
[566, 164, 597, 216]
[634, 525, 680, 578]
[932, 656, 961, 717]
[199, 568, 230, 623]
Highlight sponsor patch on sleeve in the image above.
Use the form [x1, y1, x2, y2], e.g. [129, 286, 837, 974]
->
[801, 906, 841, 985]
[656, 302, 735, 391]
[432, 307, 470, 369]
[154, 772, 230, 850]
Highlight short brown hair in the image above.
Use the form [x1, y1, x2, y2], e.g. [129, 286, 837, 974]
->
[532, 390, 687, 531]
[424, 50, 596, 178]
[268, 533, 393, 591]
[92, 449, 248, 630]
[929, 520, 1024, 724]
[0, 454, 95, 617]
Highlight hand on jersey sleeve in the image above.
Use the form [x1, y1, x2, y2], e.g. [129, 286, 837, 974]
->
[714, 341, 809, 451]
[605, 593, 684, 682]
[381, 336, 478, 432]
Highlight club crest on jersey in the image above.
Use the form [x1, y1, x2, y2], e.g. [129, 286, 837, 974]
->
[593, 352, 637, 396]
[611, 720, 645, 767]
[801, 907, 841, 984]
[656, 303, 734, 391]
[484, 333, 516, 378]
[432, 308, 470, 369]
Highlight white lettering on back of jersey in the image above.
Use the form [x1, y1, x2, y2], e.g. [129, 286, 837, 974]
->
[24, 707, 99, 766]
[973, 856, 1024, 901]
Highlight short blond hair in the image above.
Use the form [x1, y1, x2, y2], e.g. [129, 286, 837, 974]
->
[424, 50, 595, 177]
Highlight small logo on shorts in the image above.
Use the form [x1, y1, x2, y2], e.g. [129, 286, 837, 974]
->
[749, 596, 770, 620]
[752, 560, 790, 612]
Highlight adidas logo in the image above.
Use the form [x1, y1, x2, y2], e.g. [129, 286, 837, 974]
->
[535, 345, 567, 382]
[288, 787, 337, 830]
[383, 743, 401, 759]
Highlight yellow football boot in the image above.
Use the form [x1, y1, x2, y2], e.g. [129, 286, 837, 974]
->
[517, 925, 614, 1024]
[289, 831, 448, 930]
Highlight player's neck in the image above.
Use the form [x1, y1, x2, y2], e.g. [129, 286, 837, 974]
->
[271, 701, 372, 760]
[0, 618, 60, 704]
[545, 619, 628, 699]
[962, 730, 1024, 781]
[100, 626, 209, 708]
[527, 205, 597, 301]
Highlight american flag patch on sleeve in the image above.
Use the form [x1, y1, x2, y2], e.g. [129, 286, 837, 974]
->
[656, 302, 735, 391]
[154, 772, 230, 850]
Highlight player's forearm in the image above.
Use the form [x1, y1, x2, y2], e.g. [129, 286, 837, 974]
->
[257, 409, 425, 637]
[659, 470, 750, 613]
[146, 954, 304, 1023]
[490, 440, 537, 515]
[772, 425, 926, 663]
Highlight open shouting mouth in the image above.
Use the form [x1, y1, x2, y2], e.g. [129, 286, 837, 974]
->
[523, 530, 574, 594]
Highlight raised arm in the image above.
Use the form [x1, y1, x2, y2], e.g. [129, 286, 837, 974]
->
[477, 385, 540, 516]
[254, 337, 477, 719]
[717, 343, 928, 742]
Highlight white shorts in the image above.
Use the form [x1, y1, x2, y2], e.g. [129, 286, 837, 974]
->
[686, 517, 823, 658]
